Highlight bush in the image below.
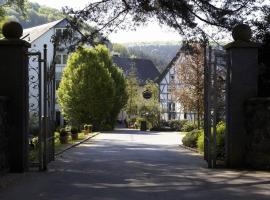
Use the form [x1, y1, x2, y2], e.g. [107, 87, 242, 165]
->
[182, 129, 201, 148]
[101, 123, 113, 131]
[216, 121, 226, 158]
[197, 132, 204, 153]
[159, 120, 169, 127]
[168, 120, 188, 131]
[197, 121, 226, 159]
[150, 126, 174, 131]
[182, 122, 197, 132]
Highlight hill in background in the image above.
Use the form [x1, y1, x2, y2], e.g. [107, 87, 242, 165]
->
[113, 42, 181, 72]
[6, 2, 181, 72]
[6, 2, 64, 28]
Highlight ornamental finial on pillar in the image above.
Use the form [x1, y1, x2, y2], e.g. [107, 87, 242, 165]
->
[2, 21, 23, 39]
[232, 24, 252, 42]
[225, 23, 259, 49]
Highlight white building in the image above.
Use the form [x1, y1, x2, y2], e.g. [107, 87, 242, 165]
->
[157, 49, 196, 122]
[22, 18, 86, 125]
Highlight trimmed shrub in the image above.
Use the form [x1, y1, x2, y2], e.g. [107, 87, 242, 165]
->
[169, 119, 188, 131]
[197, 132, 204, 153]
[182, 122, 197, 132]
[101, 124, 113, 131]
[197, 121, 226, 159]
[216, 121, 226, 158]
[182, 129, 201, 148]
[150, 126, 174, 131]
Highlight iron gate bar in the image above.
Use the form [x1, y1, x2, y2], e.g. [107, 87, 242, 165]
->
[207, 46, 212, 168]
[212, 52, 218, 168]
[203, 44, 209, 162]
[225, 51, 231, 167]
[27, 51, 44, 170]
[27, 44, 55, 172]
[42, 44, 48, 171]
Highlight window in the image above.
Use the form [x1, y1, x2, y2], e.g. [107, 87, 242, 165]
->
[55, 72, 62, 80]
[55, 29, 62, 37]
[55, 28, 67, 37]
[168, 113, 176, 120]
[168, 102, 175, 112]
[63, 54, 68, 64]
[55, 55, 61, 64]
[55, 54, 68, 65]
[167, 85, 171, 92]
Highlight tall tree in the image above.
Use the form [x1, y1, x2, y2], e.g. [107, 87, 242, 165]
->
[57, 46, 116, 131]
[125, 67, 140, 118]
[172, 42, 204, 127]
[95, 45, 128, 129]
[0, 0, 26, 34]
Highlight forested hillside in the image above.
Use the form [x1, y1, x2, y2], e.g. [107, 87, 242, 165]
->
[113, 42, 181, 72]
[6, 2, 64, 28]
[127, 42, 181, 72]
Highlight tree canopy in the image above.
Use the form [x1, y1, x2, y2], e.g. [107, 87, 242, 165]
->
[172, 42, 204, 127]
[64, 0, 267, 42]
[57, 45, 127, 130]
[6, 2, 64, 28]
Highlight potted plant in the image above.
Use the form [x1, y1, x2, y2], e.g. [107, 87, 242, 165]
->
[71, 127, 78, 140]
[59, 128, 68, 144]
[84, 124, 93, 134]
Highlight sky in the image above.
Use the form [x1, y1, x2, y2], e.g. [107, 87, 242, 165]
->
[29, 0, 182, 43]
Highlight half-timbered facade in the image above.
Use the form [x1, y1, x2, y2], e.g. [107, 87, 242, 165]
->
[158, 49, 196, 121]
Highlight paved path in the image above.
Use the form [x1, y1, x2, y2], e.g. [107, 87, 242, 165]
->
[1, 129, 270, 200]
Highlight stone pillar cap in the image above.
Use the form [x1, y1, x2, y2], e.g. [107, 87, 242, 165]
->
[225, 24, 260, 49]
[2, 21, 23, 39]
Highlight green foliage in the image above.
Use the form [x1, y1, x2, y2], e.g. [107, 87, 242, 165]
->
[197, 131, 204, 153]
[5, 2, 64, 28]
[95, 45, 128, 129]
[168, 120, 188, 131]
[125, 67, 140, 117]
[182, 121, 197, 132]
[182, 129, 202, 148]
[59, 128, 68, 137]
[127, 43, 180, 72]
[112, 43, 130, 57]
[70, 127, 78, 134]
[57, 45, 127, 131]
[197, 121, 226, 159]
[139, 80, 161, 129]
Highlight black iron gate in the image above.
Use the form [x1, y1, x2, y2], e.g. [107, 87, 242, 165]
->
[204, 45, 228, 168]
[28, 44, 55, 171]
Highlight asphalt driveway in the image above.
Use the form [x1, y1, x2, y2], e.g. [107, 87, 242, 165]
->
[0, 129, 270, 200]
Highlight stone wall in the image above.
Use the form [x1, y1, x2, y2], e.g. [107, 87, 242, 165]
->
[0, 96, 8, 173]
[245, 97, 270, 169]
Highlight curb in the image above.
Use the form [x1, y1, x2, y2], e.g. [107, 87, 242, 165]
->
[179, 144, 199, 153]
[55, 132, 100, 156]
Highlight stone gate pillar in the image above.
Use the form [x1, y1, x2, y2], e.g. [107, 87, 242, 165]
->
[0, 21, 30, 172]
[225, 24, 259, 168]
